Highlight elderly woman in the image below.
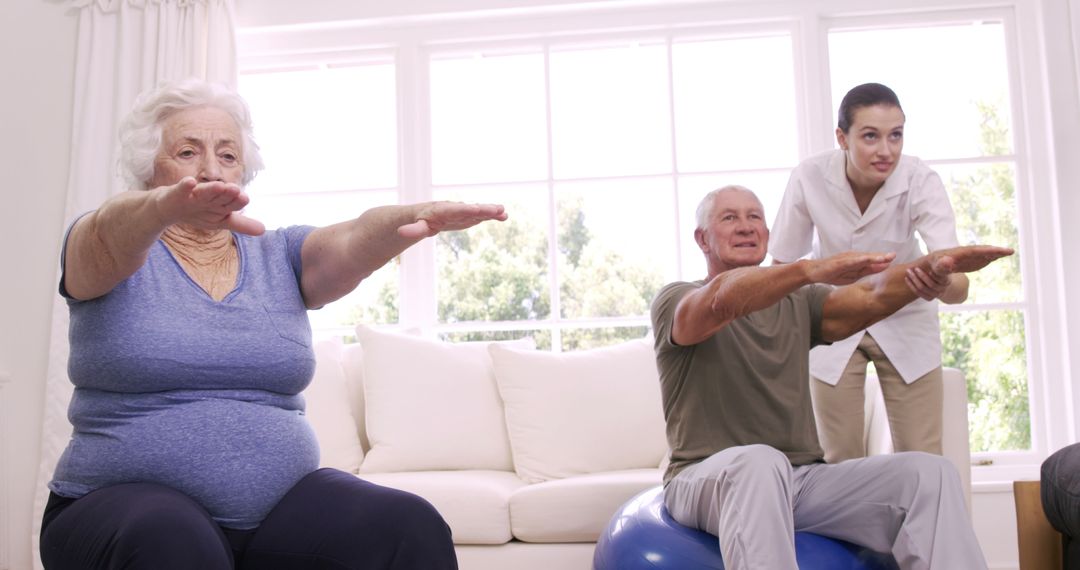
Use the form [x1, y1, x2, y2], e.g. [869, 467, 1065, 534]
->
[39, 79, 506, 570]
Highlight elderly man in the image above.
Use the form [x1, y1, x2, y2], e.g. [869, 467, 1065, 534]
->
[650, 185, 1011, 570]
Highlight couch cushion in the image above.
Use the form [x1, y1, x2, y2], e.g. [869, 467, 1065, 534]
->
[339, 342, 370, 451]
[359, 470, 526, 545]
[488, 338, 668, 483]
[304, 339, 364, 472]
[337, 328, 424, 453]
[509, 469, 663, 542]
[356, 326, 534, 472]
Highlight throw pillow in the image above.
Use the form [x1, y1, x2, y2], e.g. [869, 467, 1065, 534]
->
[356, 325, 533, 472]
[488, 337, 667, 483]
[304, 338, 365, 473]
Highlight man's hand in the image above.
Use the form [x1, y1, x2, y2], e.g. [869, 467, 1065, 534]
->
[804, 251, 897, 286]
[929, 245, 1015, 274]
[397, 201, 508, 238]
[820, 244, 1014, 342]
[154, 177, 265, 236]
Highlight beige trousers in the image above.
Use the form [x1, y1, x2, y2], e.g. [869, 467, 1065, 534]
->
[811, 333, 943, 464]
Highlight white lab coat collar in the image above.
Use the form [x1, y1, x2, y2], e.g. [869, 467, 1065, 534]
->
[824, 151, 911, 230]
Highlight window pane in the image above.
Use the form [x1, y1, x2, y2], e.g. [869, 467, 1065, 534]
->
[941, 309, 1030, 452]
[239, 64, 398, 194]
[433, 184, 551, 324]
[555, 178, 675, 319]
[677, 170, 792, 280]
[673, 34, 798, 172]
[550, 43, 672, 178]
[936, 161, 1022, 303]
[315, 264, 400, 329]
[561, 326, 651, 351]
[244, 189, 396, 229]
[430, 51, 549, 185]
[439, 329, 544, 345]
[244, 190, 402, 329]
[828, 22, 1013, 159]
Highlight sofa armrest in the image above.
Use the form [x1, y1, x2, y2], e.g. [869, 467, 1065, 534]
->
[1013, 480, 1064, 570]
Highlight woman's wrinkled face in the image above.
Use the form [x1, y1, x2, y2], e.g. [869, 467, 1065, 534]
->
[150, 105, 244, 188]
[836, 103, 905, 191]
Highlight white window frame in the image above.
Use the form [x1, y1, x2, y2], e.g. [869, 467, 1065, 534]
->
[236, 0, 1075, 485]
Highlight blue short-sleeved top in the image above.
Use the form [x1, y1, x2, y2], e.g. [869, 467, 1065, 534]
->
[50, 225, 320, 529]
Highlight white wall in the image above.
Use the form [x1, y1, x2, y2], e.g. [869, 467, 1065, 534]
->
[973, 486, 1024, 570]
[0, 0, 1077, 568]
[0, 2, 76, 569]
[233, 0, 667, 28]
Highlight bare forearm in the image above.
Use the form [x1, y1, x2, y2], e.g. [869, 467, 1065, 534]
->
[824, 256, 953, 339]
[673, 262, 811, 345]
[301, 200, 506, 308]
[300, 204, 426, 308]
[938, 273, 969, 304]
[847, 264, 922, 329]
[711, 262, 813, 319]
[343, 204, 428, 270]
[64, 191, 170, 300]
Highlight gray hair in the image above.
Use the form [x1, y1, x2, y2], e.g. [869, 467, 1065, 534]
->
[118, 78, 264, 190]
[695, 184, 755, 229]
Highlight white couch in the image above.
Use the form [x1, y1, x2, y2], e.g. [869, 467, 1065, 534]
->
[303, 326, 972, 570]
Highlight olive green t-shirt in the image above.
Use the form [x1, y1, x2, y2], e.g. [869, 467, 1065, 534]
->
[650, 280, 832, 485]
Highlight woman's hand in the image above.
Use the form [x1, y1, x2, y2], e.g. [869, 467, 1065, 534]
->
[300, 201, 507, 309]
[396, 201, 508, 239]
[154, 177, 265, 236]
[905, 266, 951, 300]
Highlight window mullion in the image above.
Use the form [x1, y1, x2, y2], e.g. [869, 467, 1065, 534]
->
[396, 41, 438, 331]
[543, 43, 563, 351]
[794, 12, 833, 156]
[665, 36, 684, 281]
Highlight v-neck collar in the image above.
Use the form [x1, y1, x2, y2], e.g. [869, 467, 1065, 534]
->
[159, 234, 245, 303]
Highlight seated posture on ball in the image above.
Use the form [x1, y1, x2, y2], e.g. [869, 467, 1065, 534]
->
[651, 185, 1011, 570]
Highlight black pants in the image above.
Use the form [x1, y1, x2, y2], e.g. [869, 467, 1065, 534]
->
[40, 468, 457, 570]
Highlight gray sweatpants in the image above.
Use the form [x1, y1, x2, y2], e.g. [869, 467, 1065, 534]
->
[663, 445, 986, 570]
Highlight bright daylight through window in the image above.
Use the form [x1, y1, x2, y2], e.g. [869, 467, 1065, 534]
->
[239, 17, 1029, 455]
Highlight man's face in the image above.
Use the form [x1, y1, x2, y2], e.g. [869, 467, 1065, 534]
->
[695, 189, 769, 274]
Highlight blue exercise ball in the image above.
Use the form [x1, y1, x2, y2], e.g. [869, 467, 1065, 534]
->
[594, 487, 898, 570]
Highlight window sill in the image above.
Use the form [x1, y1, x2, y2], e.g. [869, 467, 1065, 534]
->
[972, 462, 1041, 493]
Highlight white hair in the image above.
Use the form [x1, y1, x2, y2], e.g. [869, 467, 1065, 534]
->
[695, 184, 756, 229]
[118, 78, 264, 190]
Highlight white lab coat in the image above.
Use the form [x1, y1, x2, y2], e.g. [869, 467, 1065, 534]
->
[769, 149, 961, 385]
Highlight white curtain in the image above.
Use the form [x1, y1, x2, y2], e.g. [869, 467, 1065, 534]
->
[34, 1, 237, 567]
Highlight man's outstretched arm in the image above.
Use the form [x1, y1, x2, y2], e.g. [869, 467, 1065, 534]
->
[820, 245, 1013, 342]
[672, 251, 895, 346]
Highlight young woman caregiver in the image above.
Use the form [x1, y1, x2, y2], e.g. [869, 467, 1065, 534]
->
[769, 82, 969, 463]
